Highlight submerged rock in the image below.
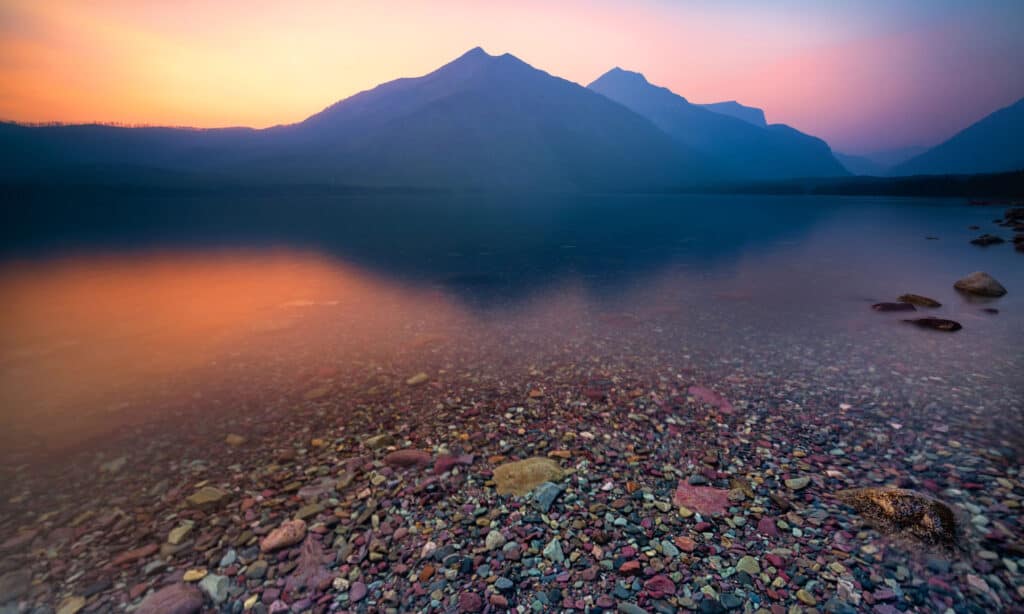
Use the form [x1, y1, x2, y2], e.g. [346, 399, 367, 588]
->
[186, 486, 228, 509]
[384, 449, 432, 468]
[493, 457, 565, 496]
[836, 487, 962, 548]
[902, 317, 962, 332]
[260, 518, 307, 553]
[954, 272, 1007, 297]
[871, 302, 915, 312]
[672, 482, 731, 515]
[135, 583, 203, 614]
[897, 294, 941, 307]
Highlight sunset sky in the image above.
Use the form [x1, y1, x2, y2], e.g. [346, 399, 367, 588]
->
[1, 0, 1022, 154]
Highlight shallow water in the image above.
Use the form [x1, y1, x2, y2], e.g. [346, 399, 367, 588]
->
[0, 192, 1021, 611]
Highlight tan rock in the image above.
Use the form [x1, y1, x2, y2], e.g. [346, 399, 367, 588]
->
[492, 457, 565, 496]
[260, 518, 307, 553]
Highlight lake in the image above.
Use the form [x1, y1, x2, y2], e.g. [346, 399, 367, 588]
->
[1, 192, 1021, 611]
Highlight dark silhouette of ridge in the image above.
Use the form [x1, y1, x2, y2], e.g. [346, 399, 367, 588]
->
[699, 101, 767, 127]
[587, 68, 847, 180]
[0, 48, 714, 191]
[891, 97, 1024, 176]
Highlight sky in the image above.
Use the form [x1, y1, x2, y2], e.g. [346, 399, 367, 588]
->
[1, 0, 1022, 154]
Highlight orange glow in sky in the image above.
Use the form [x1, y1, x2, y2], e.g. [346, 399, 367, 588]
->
[1, 0, 1022, 153]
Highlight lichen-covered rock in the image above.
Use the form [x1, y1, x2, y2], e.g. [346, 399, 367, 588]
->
[493, 457, 565, 496]
[135, 583, 203, 614]
[954, 272, 1007, 297]
[836, 487, 961, 547]
[260, 518, 306, 553]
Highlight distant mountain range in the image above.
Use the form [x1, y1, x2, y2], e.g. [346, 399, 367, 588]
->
[1, 47, 1021, 190]
[892, 97, 1024, 176]
[588, 68, 846, 180]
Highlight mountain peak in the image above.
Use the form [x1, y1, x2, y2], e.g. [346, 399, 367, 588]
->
[594, 67, 649, 85]
[459, 46, 492, 59]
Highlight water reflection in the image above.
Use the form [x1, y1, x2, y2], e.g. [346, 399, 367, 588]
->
[0, 193, 1022, 458]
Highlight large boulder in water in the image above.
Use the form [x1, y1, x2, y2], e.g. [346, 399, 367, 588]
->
[954, 272, 1007, 297]
[835, 487, 961, 548]
[493, 457, 565, 496]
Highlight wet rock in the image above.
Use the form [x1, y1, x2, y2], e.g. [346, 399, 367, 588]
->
[186, 486, 228, 509]
[135, 583, 203, 614]
[493, 457, 565, 496]
[224, 433, 246, 447]
[902, 317, 962, 332]
[384, 448, 432, 467]
[954, 272, 1007, 297]
[0, 570, 31, 603]
[406, 372, 430, 386]
[531, 481, 565, 512]
[688, 385, 734, 413]
[673, 482, 730, 515]
[836, 487, 961, 547]
[970, 234, 1005, 246]
[872, 302, 915, 312]
[785, 476, 810, 490]
[363, 433, 396, 449]
[735, 556, 760, 575]
[56, 596, 86, 614]
[897, 294, 941, 307]
[434, 453, 474, 474]
[458, 592, 483, 613]
[198, 573, 228, 604]
[643, 574, 676, 597]
[543, 538, 565, 563]
[260, 518, 307, 553]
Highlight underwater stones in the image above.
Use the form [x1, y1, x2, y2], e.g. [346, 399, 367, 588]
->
[224, 433, 246, 446]
[872, 302, 915, 312]
[0, 570, 32, 603]
[186, 486, 228, 509]
[735, 555, 760, 575]
[363, 433, 396, 449]
[785, 476, 811, 491]
[672, 482, 731, 515]
[543, 538, 565, 564]
[643, 574, 677, 597]
[135, 583, 203, 614]
[405, 372, 430, 386]
[384, 448, 432, 468]
[836, 487, 961, 547]
[531, 481, 565, 512]
[897, 294, 941, 307]
[902, 317, 962, 332]
[954, 272, 1007, 297]
[688, 385, 734, 413]
[492, 457, 565, 496]
[198, 573, 228, 604]
[485, 530, 506, 551]
[260, 518, 307, 553]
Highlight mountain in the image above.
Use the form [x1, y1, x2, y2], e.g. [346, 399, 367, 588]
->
[834, 152, 886, 176]
[699, 101, 767, 127]
[891, 97, 1024, 176]
[588, 68, 846, 180]
[0, 48, 713, 191]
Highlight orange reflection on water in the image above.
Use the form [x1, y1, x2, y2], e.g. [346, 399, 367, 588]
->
[0, 249, 466, 449]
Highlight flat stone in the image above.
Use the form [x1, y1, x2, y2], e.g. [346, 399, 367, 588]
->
[735, 556, 760, 575]
[186, 486, 228, 509]
[493, 457, 565, 496]
[785, 476, 810, 490]
[135, 583, 203, 614]
[56, 596, 86, 614]
[260, 519, 306, 553]
[531, 481, 564, 513]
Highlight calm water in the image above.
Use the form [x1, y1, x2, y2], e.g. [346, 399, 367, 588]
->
[1, 192, 1021, 457]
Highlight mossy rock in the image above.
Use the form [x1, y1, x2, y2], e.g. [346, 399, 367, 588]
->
[836, 487, 962, 548]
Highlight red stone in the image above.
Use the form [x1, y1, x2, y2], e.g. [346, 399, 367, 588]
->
[674, 481, 731, 515]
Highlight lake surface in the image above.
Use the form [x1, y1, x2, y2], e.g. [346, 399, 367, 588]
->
[0, 192, 1022, 611]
